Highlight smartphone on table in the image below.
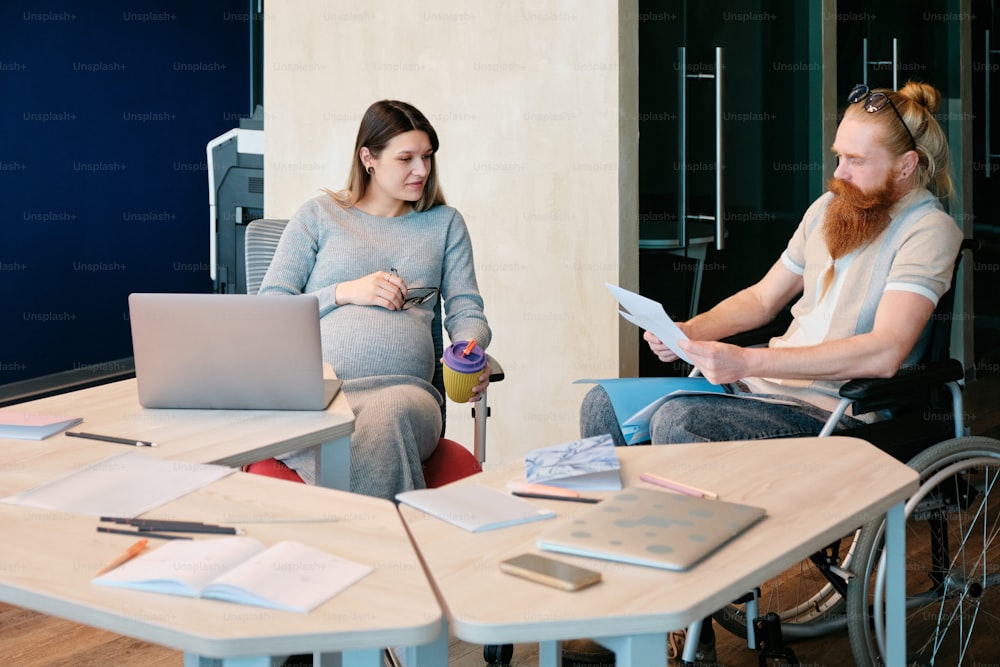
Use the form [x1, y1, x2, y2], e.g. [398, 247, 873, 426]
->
[499, 553, 602, 591]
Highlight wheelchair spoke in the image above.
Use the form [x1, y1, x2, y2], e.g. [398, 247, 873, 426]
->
[847, 440, 1000, 666]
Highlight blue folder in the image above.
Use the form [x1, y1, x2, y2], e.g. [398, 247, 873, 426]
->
[576, 377, 725, 444]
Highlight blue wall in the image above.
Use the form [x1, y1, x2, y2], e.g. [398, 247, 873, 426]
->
[0, 2, 251, 384]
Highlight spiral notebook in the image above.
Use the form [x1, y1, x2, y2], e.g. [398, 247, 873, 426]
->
[537, 488, 766, 571]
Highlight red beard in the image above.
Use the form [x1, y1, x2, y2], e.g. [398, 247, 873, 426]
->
[820, 176, 900, 296]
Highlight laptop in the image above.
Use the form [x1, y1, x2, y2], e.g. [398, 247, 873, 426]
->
[537, 487, 766, 571]
[128, 293, 341, 410]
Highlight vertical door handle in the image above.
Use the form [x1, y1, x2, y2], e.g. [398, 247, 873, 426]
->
[677, 47, 725, 250]
[862, 37, 898, 88]
[988, 30, 998, 178]
[892, 37, 899, 90]
[714, 47, 725, 250]
[677, 46, 688, 248]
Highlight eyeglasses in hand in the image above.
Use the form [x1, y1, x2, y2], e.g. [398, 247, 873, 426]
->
[401, 286, 439, 310]
[847, 83, 917, 151]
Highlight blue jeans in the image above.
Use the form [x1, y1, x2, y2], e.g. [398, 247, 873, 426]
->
[579, 382, 864, 445]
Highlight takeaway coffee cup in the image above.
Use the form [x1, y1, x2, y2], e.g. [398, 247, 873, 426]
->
[442, 340, 487, 403]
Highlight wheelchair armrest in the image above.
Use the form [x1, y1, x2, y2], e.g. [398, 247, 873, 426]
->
[838, 358, 964, 415]
[486, 354, 505, 383]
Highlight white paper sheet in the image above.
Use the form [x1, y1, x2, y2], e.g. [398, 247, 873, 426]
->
[605, 283, 692, 364]
[396, 484, 556, 532]
[2, 450, 235, 517]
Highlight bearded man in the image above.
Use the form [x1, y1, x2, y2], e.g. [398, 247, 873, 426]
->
[567, 81, 963, 667]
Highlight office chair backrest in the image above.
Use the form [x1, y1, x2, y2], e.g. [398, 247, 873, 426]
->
[244, 218, 287, 297]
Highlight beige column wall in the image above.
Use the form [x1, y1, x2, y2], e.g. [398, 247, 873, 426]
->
[264, 1, 638, 466]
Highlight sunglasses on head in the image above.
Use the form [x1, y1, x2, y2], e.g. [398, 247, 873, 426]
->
[847, 84, 917, 151]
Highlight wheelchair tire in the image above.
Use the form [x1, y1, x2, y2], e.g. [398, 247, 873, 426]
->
[483, 643, 513, 665]
[846, 436, 1000, 666]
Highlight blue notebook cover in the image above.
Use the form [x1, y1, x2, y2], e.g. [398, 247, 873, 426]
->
[575, 377, 725, 444]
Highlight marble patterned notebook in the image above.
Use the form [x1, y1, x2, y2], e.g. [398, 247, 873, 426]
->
[524, 433, 622, 491]
[537, 488, 766, 571]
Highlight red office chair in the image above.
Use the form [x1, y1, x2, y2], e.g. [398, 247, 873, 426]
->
[240, 219, 502, 489]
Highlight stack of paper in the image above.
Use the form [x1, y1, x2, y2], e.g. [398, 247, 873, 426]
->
[1, 450, 234, 517]
[0, 411, 82, 440]
[396, 484, 556, 532]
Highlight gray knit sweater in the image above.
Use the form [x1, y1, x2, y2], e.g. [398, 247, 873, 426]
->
[259, 195, 491, 384]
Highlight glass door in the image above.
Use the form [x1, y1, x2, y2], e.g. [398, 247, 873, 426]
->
[637, 0, 823, 376]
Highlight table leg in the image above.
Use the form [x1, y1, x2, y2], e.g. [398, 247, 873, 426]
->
[341, 648, 382, 666]
[183, 654, 272, 666]
[543, 634, 665, 667]
[391, 614, 449, 667]
[600, 633, 666, 667]
[883, 501, 906, 667]
[539, 639, 561, 667]
[317, 435, 351, 490]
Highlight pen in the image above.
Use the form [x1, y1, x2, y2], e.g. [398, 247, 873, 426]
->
[511, 491, 601, 504]
[97, 526, 192, 540]
[137, 524, 242, 535]
[67, 431, 157, 448]
[639, 472, 719, 500]
[94, 538, 149, 576]
[99, 517, 242, 534]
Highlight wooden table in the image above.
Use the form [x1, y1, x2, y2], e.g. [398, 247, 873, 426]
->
[399, 436, 919, 667]
[0, 471, 444, 666]
[0, 378, 354, 491]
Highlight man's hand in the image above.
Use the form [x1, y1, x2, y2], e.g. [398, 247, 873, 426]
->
[677, 339, 750, 384]
[643, 324, 691, 363]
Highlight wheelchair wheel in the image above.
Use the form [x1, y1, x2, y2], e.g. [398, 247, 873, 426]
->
[847, 436, 1000, 666]
[713, 530, 857, 640]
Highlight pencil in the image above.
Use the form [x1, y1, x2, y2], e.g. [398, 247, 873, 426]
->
[94, 538, 149, 576]
[97, 526, 192, 540]
[639, 472, 719, 500]
[101, 517, 238, 533]
[67, 431, 157, 447]
[136, 524, 242, 535]
[511, 491, 601, 504]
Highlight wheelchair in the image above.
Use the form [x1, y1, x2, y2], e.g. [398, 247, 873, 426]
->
[705, 240, 1000, 665]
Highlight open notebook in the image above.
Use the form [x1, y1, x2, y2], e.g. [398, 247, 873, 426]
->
[537, 488, 766, 571]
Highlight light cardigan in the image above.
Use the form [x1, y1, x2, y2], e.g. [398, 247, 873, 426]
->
[743, 188, 963, 419]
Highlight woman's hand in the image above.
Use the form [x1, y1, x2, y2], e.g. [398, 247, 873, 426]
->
[335, 270, 407, 310]
[467, 360, 492, 403]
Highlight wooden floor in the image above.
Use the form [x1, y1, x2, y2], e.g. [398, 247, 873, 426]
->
[3, 369, 999, 667]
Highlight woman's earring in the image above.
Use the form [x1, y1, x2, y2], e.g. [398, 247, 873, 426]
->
[366, 166, 374, 176]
